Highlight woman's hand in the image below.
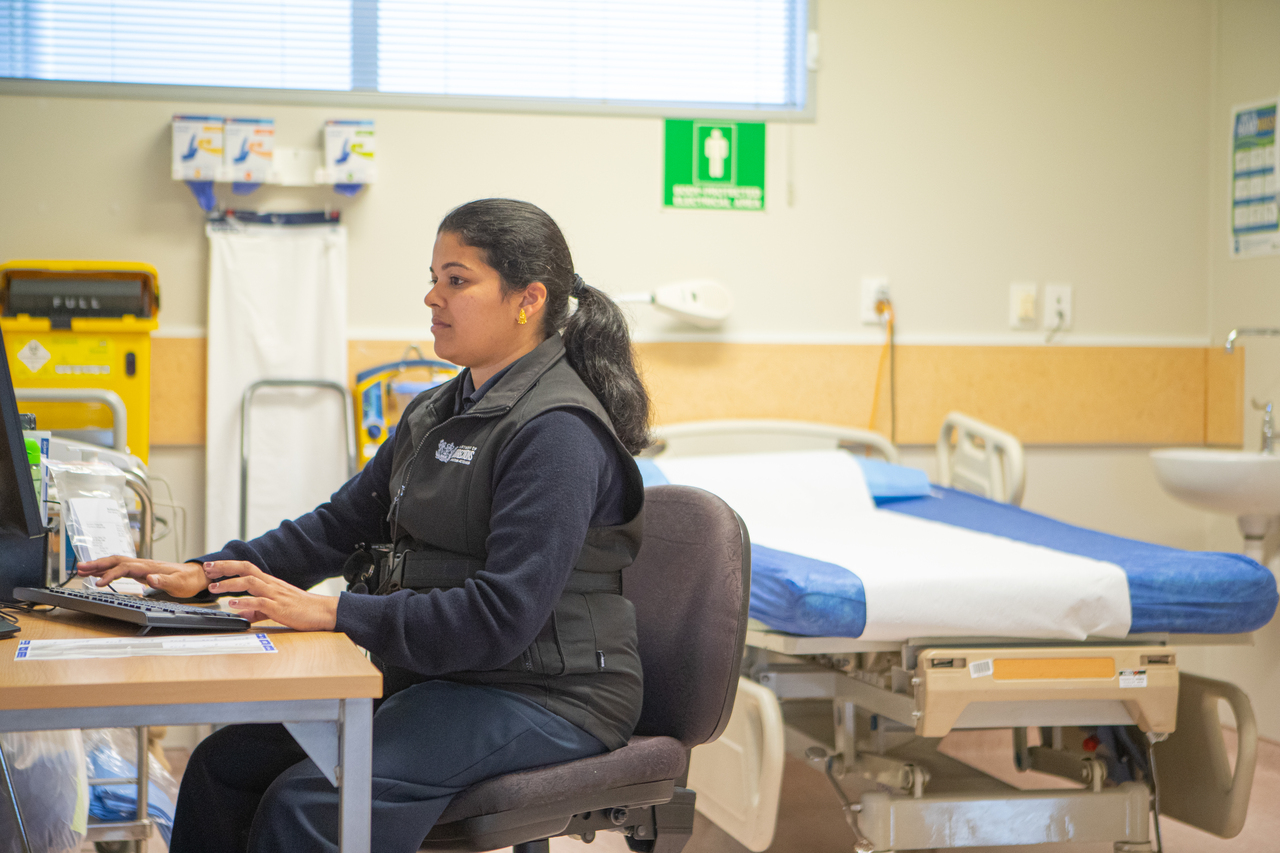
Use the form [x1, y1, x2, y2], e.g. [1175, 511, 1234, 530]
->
[203, 561, 339, 631]
[77, 557, 210, 599]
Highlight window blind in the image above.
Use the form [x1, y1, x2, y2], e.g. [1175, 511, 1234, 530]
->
[3, 1, 352, 90]
[1, 0, 807, 111]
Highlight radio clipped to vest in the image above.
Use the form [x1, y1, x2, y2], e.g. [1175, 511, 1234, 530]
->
[342, 543, 391, 594]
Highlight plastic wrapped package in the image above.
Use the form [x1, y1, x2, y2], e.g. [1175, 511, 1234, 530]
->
[44, 460, 136, 568]
[84, 728, 179, 844]
[0, 730, 88, 853]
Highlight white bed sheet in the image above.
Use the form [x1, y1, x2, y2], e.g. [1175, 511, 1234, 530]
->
[656, 450, 1132, 640]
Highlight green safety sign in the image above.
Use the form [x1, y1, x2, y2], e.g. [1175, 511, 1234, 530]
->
[664, 119, 765, 210]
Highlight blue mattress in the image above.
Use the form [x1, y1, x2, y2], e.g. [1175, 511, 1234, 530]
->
[748, 487, 1279, 638]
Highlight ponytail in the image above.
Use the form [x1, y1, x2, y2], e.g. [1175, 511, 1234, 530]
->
[438, 199, 652, 453]
[562, 283, 650, 454]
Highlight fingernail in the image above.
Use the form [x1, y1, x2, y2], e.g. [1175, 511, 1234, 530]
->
[203, 562, 214, 569]
[148, 574, 161, 585]
[209, 582, 219, 591]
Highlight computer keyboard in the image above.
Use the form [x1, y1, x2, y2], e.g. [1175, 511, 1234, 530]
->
[14, 587, 251, 631]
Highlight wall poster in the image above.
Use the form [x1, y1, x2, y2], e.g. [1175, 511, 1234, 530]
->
[1231, 99, 1280, 258]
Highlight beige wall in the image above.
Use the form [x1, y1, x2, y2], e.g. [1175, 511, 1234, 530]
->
[0, 0, 1215, 344]
[1192, 0, 1280, 743]
[1210, 1, 1280, 438]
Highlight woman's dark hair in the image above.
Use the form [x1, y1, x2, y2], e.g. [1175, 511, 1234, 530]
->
[438, 198, 651, 453]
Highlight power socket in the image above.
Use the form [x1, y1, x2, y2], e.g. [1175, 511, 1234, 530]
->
[1043, 283, 1073, 331]
[1009, 282, 1038, 329]
[861, 276, 890, 325]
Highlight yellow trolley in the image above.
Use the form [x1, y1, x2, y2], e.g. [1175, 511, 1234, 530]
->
[0, 260, 160, 463]
[353, 350, 459, 468]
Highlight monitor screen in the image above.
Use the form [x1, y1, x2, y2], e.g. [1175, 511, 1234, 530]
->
[0, 323, 48, 600]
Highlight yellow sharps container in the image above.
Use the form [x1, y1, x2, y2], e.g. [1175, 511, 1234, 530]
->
[0, 260, 159, 463]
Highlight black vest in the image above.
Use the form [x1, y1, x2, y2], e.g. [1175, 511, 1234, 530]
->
[381, 334, 645, 749]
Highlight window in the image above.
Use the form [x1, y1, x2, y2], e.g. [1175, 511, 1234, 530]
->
[3, 1, 352, 90]
[1, 0, 810, 115]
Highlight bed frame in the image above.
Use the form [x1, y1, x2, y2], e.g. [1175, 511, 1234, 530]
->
[651, 416, 1259, 853]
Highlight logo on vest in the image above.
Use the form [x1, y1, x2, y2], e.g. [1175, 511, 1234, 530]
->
[435, 440, 477, 465]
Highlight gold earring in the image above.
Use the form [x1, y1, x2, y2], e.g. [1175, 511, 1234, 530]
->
[517, 308, 527, 325]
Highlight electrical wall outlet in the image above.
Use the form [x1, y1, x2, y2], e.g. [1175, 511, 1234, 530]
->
[1009, 282, 1038, 329]
[861, 276, 890, 325]
[1044, 283, 1073, 331]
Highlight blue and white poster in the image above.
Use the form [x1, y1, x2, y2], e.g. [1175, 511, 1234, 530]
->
[1231, 99, 1280, 258]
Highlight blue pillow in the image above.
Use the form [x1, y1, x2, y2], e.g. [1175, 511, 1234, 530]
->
[854, 458, 932, 501]
[635, 457, 669, 486]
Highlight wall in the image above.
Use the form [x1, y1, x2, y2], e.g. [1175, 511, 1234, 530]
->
[0, 0, 1214, 344]
[1192, 0, 1280, 743]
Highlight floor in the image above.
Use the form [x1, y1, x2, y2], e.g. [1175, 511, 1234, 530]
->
[87, 729, 1280, 853]
[552, 729, 1280, 853]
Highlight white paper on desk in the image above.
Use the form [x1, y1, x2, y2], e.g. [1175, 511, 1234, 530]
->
[15, 633, 277, 661]
[65, 497, 136, 562]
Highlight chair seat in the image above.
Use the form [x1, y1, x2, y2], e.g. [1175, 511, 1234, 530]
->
[436, 735, 687, 824]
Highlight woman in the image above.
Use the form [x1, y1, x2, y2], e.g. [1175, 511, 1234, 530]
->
[79, 198, 651, 853]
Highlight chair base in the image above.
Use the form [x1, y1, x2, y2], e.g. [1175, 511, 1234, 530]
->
[421, 786, 696, 853]
[513, 842, 550, 853]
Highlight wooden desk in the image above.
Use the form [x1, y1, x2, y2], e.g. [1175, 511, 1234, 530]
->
[0, 609, 382, 852]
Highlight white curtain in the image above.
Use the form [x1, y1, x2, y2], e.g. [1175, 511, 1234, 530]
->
[205, 221, 349, 555]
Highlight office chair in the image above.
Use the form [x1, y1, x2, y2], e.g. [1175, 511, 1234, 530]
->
[421, 485, 751, 853]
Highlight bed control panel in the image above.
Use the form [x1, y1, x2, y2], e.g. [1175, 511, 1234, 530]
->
[911, 645, 1179, 738]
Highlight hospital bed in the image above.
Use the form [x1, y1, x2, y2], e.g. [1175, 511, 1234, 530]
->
[639, 414, 1278, 853]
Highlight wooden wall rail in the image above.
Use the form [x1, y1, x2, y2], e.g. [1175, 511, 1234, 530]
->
[147, 338, 1244, 448]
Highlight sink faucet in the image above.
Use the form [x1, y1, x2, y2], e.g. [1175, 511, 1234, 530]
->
[1225, 327, 1280, 352]
[1254, 399, 1275, 454]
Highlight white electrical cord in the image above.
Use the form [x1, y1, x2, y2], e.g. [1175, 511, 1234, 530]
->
[1045, 308, 1067, 344]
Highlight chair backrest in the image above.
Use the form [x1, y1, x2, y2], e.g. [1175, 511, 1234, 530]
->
[625, 485, 751, 749]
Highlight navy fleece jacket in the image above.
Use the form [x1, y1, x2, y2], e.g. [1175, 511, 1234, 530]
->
[200, 367, 627, 679]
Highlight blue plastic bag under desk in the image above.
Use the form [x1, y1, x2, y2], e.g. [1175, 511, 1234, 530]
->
[750, 487, 1278, 638]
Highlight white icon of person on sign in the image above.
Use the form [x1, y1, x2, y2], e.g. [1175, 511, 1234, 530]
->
[704, 128, 730, 179]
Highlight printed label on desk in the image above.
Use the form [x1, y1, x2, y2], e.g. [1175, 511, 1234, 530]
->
[1118, 669, 1147, 688]
[14, 633, 278, 661]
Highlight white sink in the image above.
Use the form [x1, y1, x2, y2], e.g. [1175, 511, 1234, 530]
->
[1150, 449, 1280, 517]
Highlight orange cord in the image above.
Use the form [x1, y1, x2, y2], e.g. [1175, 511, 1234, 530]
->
[868, 299, 894, 433]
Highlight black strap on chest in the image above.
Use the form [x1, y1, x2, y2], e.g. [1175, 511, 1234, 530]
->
[351, 545, 621, 596]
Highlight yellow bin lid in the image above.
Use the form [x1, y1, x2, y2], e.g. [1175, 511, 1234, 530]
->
[0, 259, 160, 322]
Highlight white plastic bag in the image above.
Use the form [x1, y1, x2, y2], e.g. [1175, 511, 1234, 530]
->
[84, 728, 179, 844]
[45, 460, 136, 564]
[0, 730, 88, 853]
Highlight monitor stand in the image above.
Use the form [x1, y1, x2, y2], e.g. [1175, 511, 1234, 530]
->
[0, 534, 47, 603]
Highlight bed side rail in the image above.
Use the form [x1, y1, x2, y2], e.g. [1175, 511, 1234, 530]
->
[1154, 672, 1258, 839]
[648, 419, 898, 462]
[936, 411, 1026, 505]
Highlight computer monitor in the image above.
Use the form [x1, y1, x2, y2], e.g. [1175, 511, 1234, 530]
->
[0, 323, 48, 601]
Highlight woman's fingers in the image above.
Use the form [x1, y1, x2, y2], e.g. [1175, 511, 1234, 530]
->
[226, 600, 272, 623]
[200, 565, 337, 631]
[206, 575, 267, 595]
[145, 570, 203, 598]
[76, 555, 128, 575]
[203, 560, 265, 581]
[84, 559, 148, 586]
[75, 558, 208, 598]
[88, 566, 132, 586]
